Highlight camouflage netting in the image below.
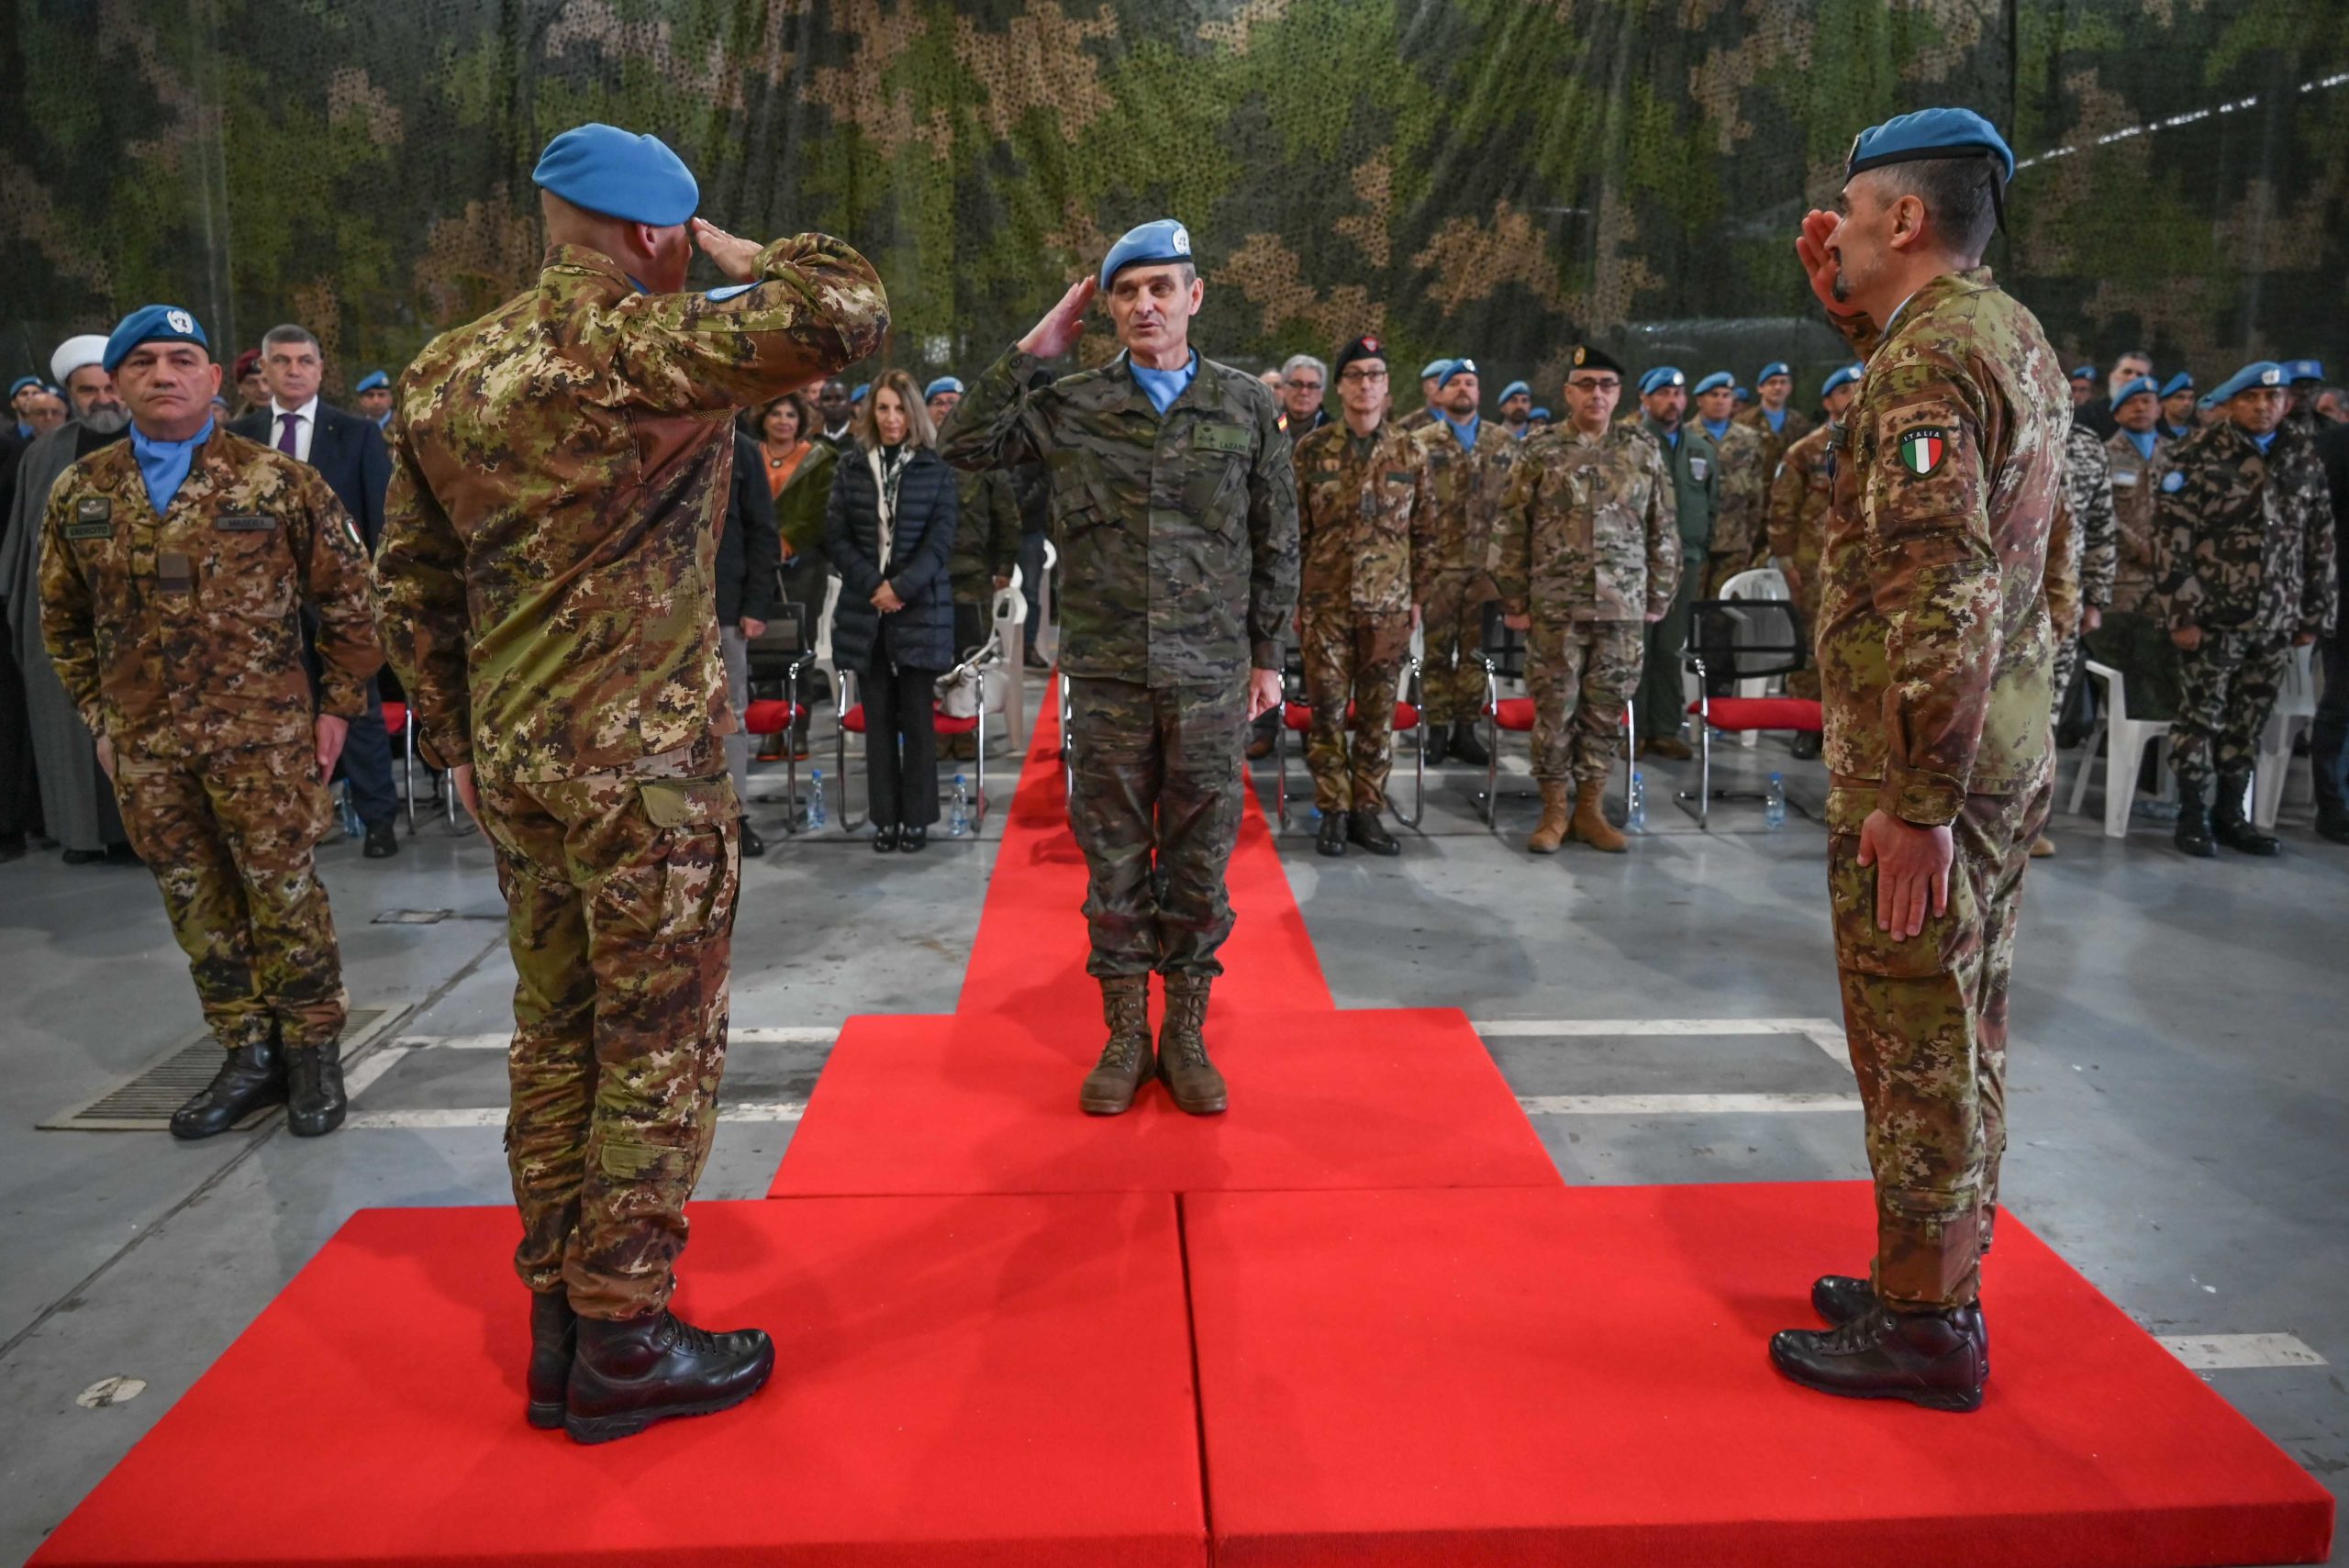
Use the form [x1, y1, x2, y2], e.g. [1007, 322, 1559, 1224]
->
[4, 1, 2344, 404]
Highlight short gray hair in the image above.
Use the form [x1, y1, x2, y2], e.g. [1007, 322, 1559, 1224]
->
[261, 324, 320, 355]
[1281, 353, 1327, 383]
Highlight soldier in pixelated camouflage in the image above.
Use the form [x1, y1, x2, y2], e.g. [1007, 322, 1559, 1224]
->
[1765, 360, 1862, 736]
[1410, 356, 1519, 769]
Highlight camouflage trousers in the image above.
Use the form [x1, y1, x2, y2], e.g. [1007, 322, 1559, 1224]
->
[2049, 632, 2081, 725]
[112, 741, 347, 1052]
[1526, 617, 1642, 786]
[1418, 569, 1496, 727]
[1064, 675, 1246, 980]
[2167, 630, 2291, 796]
[1301, 608, 1411, 814]
[476, 752, 740, 1321]
[1826, 769, 2052, 1310]
[1787, 575, 1820, 702]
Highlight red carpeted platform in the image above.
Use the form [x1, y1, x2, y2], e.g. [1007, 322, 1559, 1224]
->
[1185, 1181, 2335, 1568]
[33, 1196, 1206, 1568]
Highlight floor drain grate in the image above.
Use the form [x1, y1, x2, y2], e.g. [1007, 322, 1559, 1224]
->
[39, 1006, 409, 1131]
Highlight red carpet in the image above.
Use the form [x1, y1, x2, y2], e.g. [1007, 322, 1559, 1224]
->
[1185, 1182, 2335, 1568]
[32, 1196, 1205, 1568]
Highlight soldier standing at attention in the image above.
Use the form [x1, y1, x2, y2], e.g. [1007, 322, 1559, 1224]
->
[1293, 336, 1434, 856]
[1737, 361, 1814, 477]
[1776, 108, 2064, 1411]
[41, 307, 382, 1140]
[1396, 360, 1451, 434]
[2154, 360, 2338, 859]
[2048, 410, 2118, 760]
[1690, 372, 1768, 592]
[1497, 380, 1533, 440]
[1490, 346, 1677, 854]
[940, 219, 1298, 1118]
[1412, 356, 1517, 767]
[1631, 366, 1712, 762]
[2281, 359, 2327, 439]
[1765, 361, 1863, 754]
[2157, 373, 2198, 441]
[2086, 374, 2182, 719]
[373, 124, 888, 1443]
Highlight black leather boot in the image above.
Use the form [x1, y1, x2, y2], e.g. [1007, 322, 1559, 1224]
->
[2211, 771, 2278, 855]
[565, 1309, 775, 1445]
[169, 1038, 286, 1140]
[1448, 719, 1491, 767]
[1422, 723, 1450, 766]
[527, 1292, 577, 1429]
[1158, 974, 1228, 1116]
[1813, 1273, 1988, 1377]
[1348, 807, 1400, 856]
[2173, 779, 2215, 858]
[2317, 806, 2349, 846]
[1770, 1301, 1988, 1413]
[1316, 811, 1348, 856]
[1078, 975, 1155, 1116]
[284, 1039, 348, 1137]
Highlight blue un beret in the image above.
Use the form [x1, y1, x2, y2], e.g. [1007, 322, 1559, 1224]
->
[2159, 372, 2195, 399]
[850, 383, 869, 406]
[1417, 358, 1454, 384]
[1756, 361, 1790, 384]
[2110, 376, 2159, 408]
[1846, 106, 2015, 183]
[1529, 406, 1552, 420]
[2069, 365, 2097, 383]
[1437, 358, 1479, 390]
[8, 375, 41, 397]
[1099, 218, 1193, 289]
[1733, 385, 1753, 402]
[1820, 361, 1865, 398]
[102, 305, 209, 375]
[1691, 372, 1734, 397]
[353, 370, 390, 394]
[2207, 361, 2287, 405]
[1639, 367, 1686, 397]
[531, 123, 698, 228]
[2284, 359, 2326, 383]
[924, 377, 963, 400]
[1498, 380, 1531, 403]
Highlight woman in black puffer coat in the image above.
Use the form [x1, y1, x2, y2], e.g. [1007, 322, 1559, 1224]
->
[823, 369, 960, 851]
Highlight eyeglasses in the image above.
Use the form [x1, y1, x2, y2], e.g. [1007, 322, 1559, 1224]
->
[1339, 368, 1389, 384]
[1566, 377, 1621, 392]
[1285, 378, 1323, 391]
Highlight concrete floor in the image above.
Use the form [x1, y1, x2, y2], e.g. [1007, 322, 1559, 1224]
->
[2, 707, 2343, 1566]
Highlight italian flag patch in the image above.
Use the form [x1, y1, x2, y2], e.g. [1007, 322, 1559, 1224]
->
[1898, 428, 1949, 476]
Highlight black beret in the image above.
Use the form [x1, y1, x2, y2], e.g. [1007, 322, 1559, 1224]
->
[1566, 344, 1624, 378]
[1332, 334, 1388, 379]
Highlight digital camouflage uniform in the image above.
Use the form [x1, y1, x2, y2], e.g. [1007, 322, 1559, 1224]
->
[373, 236, 887, 1319]
[2084, 427, 2181, 717]
[2050, 419, 2117, 716]
[2153, 418, 2338, 798]
[1491, 423, 1678, 787]
[1704, 417, 1770, 592]
[1293, 419, 1436, 812]
[1411, 417, 1519, 728]
[1766, 418, 1836, 700]
[941, 349, 1298, 978]
[949, 465, 1021, 655]
[1633, 417, 1716, 743]
[1735, 401, 1815, 482]
[1819, 266, 2065, 1312]
[41, 428, 380, 1056]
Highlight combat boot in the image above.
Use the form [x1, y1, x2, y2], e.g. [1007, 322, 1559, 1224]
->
[1769, 1302, 1988, 1413]
[1157, 974, 1228, 1116]
[1316, 811, 1348, 857]
[2211, 770, 2278, 856]
[2173, 780, 2215, 858]
[169, 1036, 286, 1140]
[1812, 1273, 1988, 1377]
[1347, 807, 1400, 856]
[1079, 975, 1155, 1115]
[1449, 719, 1491, 767]
[1422, 723, 1451, 766]
[1568, 784, 1627, 852]
[564, 1308, 774, 1445]
[527, 1292, 578, 1429]
[284, 1038, 348, 1137]
[1527, 781, 1572, 854]
[1646, 734, 1694, 761]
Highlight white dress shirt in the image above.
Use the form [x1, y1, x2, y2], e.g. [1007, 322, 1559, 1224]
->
[268, 395, 321, 464]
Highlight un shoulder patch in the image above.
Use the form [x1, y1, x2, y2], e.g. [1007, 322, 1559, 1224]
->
[2161, 469, 2186, 493]
[1897, 427, 1951, 476]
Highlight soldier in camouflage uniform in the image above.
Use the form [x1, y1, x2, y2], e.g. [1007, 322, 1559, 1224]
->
[1411, 356, 1519, 767]
[940, 218, 1298, 1120]
[1490, 345, 1678, 855]
[41, 306, 382, 1143]
[2052, 416, 2117, 736]
[373, 125, 887, 1443]
[1765, 361, 1862, 727]
[2084, 376, 2183, 720]
[1693, 372, 1770, 592]
[2154, 360, 2338, 859]
[1772, 109, 2063, 1412]
[1630, 365, 1713, 762]
[1293, 335, 1435, 856]
[1736, 360, 1815, 478]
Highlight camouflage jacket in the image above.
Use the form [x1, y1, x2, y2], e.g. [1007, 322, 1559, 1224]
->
[374, 237, 887, 780]
[1409, 415, 1519, 582]
[40, 427, 381, 760]
[1735, 402, 1815, 479]
[2102, 427, 2172, 615]
[2063, 419, 2117, 611]
[2154, 419, 2338, 640]
[1765, 419, 1835, 586]
[940, 347, 1299, 683]
[2046, 479, 2082, 637]
[1293, 418, 1437, 616]
[1705, 417, 1769, 565]
[1490, 422, 1679, 623]
[949, 466, 1021, 604]
[1820, 265, 2065, 823]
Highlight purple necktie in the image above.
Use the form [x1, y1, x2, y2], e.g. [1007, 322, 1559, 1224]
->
[278, 412, 298, 455]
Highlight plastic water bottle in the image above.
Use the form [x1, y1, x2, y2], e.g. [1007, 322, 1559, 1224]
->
[807, 769, 828, 830]
[338, 784, 362, 839]
[1764, 773, 1787, 830]
[948, 775, 971, 839]
[1627, 770, 1647, 834]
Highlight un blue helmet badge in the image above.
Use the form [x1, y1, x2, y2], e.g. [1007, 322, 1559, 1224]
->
[2161, 469, 2186, 493]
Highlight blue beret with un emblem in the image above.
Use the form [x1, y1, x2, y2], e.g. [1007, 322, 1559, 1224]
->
[1756, 361, 1790, 383]
[2205, 361, 2286, 405]
[8, 375, 41, 397]
[354, 370, 390, 394]
[1436, 358, 1478, 389]
[2159, 372, 2195, 399]
[2111, 376, 2159, 407]
[1846, 107, 2015, 183]
[1692, 372, 1734, 396]
[1417, 358, 1454, 384]
[1099, 219, 1193, 289]
[103, 305, 208, 375]
[531, 123, 699, 227]
[2284, 359, 2326, 383]
[1639, 367, 1685, 397]
[1821, 361, 1865, 398]
[924, 377, 963, 400]
[1498, 380, 1531, 403]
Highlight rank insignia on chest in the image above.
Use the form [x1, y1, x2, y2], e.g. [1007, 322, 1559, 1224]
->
[1897, 428, 1950, 476]
[1688, 458, 1709, 482]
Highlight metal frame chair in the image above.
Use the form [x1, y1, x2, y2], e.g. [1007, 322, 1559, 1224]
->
[1273, 657, 1427, 830]
[1473, 651, 1636, 831]
[1674, 594, 1820, 828]
[832, 646, 997, 838]
[382, 699, 456, 833]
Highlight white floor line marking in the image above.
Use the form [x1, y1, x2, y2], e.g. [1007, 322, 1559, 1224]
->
[388, 1026, 840, 1051]
[344, 1100, 806, 1130]
[339, 1044, 418, 1102]
[2155, 1333, 2327, 1371]
[1518, 1093, 1862, 1116]
[1470, 1018, 1853, 1067]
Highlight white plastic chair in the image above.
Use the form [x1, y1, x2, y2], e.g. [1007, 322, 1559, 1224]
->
[992, 565, 1029, 750]
[2253, 642, 2318, 829]
[1033, 539, 1060, 663]
[2069, 660, 2171, 838]
[1717, 567, 1793, 747]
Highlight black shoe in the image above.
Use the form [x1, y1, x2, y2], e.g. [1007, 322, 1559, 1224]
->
[1448, 720, 1491, 768]
[1810, 1273, 1876, 1326]
[873, 825, 898, 853]
[527, 1292, 577, 1429]
[2173, 781, 2215, 858]
[1769, 1302, 1988, 1413]
[900, 825, 928, 852]
[1316, 812, 1348, 856]
[1789, 730, 1821, 761]
[2316, 809, 2349, 846]
[2211, 773, 2279, 856]
[362, 821, 399, 859]
[105, 840, 141, 865]
[61, 848, 107, 865]
[284, 1039, 347, 1137]
[1423, 726, 1451, 766]
[169, 1039, 286, 1139]
[739, 817, 765, 858]
[0, 832, 25, 863]
[565, 1309, 774, 1445]
[1347, 807, 1400, 856]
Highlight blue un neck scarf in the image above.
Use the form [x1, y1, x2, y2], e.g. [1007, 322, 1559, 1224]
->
[1701, 417, 1731, 441]
[2250, 428, 2277, 454]
[1765, 407, 1786, 433]
[131, 417, 215, 516]
[1443, 411, 1480, 452]
[1130, 350, 1198, 415]
[2125, 428, 2156, 461]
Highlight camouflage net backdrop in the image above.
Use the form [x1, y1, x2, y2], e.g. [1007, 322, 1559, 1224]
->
[5, 1, 2344, 403]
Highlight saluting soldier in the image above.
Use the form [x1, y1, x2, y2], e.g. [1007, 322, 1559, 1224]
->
[1411, 356, 1518, 768]
[1630, 366, 1713, 761]
[940, 219, 1299, 1120]
[40, 306, 382, 1141]
[1765, 361, 1863, 743]
[1736, 360, 1815, 475]
[374, 124, 888, 1443]
[1776, 108, 2065, 1411]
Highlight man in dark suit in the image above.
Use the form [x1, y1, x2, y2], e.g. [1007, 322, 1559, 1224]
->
[230, 325, 402, 857]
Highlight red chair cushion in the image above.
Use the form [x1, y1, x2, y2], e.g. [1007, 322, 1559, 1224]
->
[381, 700, 406, 737]
[743, 698, 804, 735]
[1285, 701, 1422, 732]
[1282, 702, 1312, 731]
[933, 710, 981, 737]
[1487, 697, 1535, 732]
[1690, 695, 1823, 733]
[841, 704, 865, 734]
